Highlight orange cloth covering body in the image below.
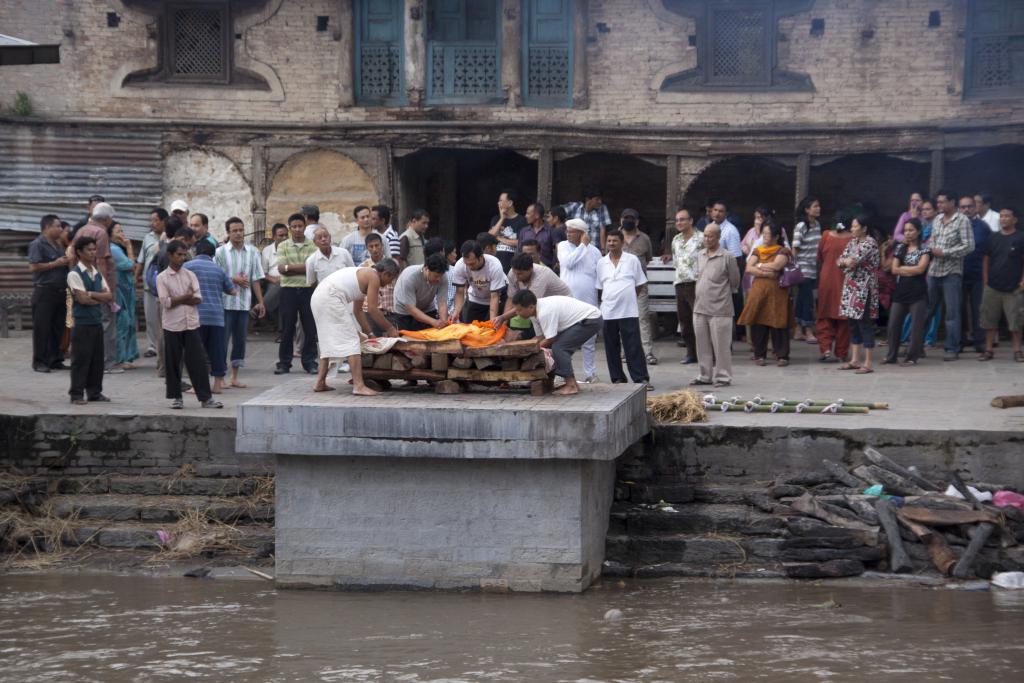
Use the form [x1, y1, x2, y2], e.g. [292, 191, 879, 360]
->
[399, 320, 508, 348]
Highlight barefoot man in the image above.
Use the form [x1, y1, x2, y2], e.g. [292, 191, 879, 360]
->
[310, 259, 400, 395]
[511, 291, 602, 396]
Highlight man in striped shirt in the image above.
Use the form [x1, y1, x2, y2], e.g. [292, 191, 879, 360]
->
[372, 204, 403, 267]
[184, 239, 238, 394]
[215, 217, 266, 388]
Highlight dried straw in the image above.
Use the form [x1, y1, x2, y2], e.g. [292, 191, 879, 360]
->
[0, 505, 89, 570]
[646, 389, 708, 424]
[153, 508, 247, 560]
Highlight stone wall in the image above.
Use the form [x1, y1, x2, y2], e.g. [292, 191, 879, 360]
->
[2, 0, 1019, 130]
[0, 413, 272, 477]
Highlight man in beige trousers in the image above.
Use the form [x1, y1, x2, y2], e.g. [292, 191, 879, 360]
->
[690, 223, 740, 388]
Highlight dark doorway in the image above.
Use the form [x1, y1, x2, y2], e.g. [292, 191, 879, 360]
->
[684, 156, 795, 238]
[810, 154, 929, 236]
[396, 149, 538, 245]
[946, 145, 1024, 212]
[553, 153, 667, 251]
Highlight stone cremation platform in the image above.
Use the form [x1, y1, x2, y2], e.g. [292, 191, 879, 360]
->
[237, 381, 649, 592]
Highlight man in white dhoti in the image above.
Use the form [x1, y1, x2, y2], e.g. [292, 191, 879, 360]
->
[310, 259, 400, 395]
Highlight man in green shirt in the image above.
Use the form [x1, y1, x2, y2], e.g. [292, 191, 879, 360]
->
[275, 213, 318, 374]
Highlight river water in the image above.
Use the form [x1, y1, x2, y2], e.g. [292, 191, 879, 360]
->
[1, 574, 1022, 682]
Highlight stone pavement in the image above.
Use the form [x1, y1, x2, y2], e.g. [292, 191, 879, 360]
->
[1, 330, 1021, 432]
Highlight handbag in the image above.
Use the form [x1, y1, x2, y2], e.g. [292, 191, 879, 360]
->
[778, 260, 805, 288]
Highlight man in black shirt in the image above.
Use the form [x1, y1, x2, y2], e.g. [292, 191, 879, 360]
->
[979, 206, 1024, 361]
[489, 189, 528, 271]
[28, 214, 70, 372]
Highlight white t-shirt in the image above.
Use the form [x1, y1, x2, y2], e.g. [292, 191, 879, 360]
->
[596, 251, 647, 320]
[533, 295, 600, 339]
[982, 209, 1000, 233]
[451, 253, 506, 305]
[305, 246, 354, 286]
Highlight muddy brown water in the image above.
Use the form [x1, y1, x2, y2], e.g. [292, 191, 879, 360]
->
[1, 574, 1022, 681]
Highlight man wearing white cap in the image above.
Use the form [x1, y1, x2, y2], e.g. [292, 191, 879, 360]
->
[71, 202, 121, 373]
[556, 218, 602, 383]
[169, 199, 189, 225]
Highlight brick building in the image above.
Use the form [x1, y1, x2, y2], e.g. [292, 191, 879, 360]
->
[1, 0, 1022, 248]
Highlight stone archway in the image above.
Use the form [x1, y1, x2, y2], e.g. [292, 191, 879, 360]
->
[810, 153, 930, 233]
[164, 149, 254, 242]
[266, 149, 379, 242]
[684, 156, 796, 235]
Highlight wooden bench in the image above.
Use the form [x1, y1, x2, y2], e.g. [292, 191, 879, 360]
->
[646, 260, 677, 314]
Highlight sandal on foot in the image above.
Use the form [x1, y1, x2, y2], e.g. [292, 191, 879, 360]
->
[899, 360, 918, 367]
[837, 363, 861, 370]
[754, 358, 766, 367]
[777, 359, 789, 367]
[854, 366, 874, 374]
[978, 351, 994, 361]
[688, 379, 712, 386]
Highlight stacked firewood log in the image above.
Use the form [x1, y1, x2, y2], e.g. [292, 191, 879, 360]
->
[360, 338, 553, 395]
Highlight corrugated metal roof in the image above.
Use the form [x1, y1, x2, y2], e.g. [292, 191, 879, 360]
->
[0, 126, 163, 240]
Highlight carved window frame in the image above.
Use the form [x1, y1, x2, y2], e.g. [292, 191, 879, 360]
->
[964, 0, 1024, 99]
[659, 0, 813, 93]
[162, 1, 232, 85]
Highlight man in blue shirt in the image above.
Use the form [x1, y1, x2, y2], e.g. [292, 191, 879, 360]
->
[959, 194, 991, 354]
[184, 240, 237, 394]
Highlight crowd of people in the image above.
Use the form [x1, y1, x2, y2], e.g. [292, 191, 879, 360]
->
[24, 185, 1024, 402]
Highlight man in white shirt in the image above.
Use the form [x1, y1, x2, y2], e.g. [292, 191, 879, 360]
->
[305, 226, 354, 287]
[302, 204, 324, 241]
[597, 230, 650, 388]
[260, 223, 288, 333]
[450, 239, 506, 323]
[557, 218, 602, 382]
[492, 253, 571, 333]
[512, 291, 601, 396]
[975, 193, 1001, 233]
[709, 198, 745, 341]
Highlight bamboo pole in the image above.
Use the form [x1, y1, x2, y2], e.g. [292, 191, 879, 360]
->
[703, 395, 888, 409]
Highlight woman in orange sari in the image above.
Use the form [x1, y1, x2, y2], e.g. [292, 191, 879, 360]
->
[737, 221, 790, 366]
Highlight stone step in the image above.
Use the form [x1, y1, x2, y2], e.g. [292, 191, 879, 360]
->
[56, 475, 270, 497]
[69, 521, 274, 552]
[50, 494, 274, 524]
[609, 503, 787, 536]
[605, 533, 784, 566]
[602, 560, 785, 580]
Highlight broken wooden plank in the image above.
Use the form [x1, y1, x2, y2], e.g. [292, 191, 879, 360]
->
[790, 493, 879, 532]
[430, 353, 449, 371]
[447, 368, 549, 382]
[472, 357, 497, 370]
[409, 353, 429, 369]
[863, 447, 939, 491]
[363, 368, 446, 382]
[519, 352, 545, 371]
[451, 357, 474, 369]
[898, 507, 1001, 526]
[952, 522, 997, 579]
[821, 459, 863, 489]
[391, 353, 413, 371]
[395, 340, 464, 355]
[433, 379, 463, 395]
[862, 465, 927, 496]
[372, 354, 393, 370]
[461, 339, 540, 358]
[991, 394, 1024, 408]
[876, 499, 913, 573]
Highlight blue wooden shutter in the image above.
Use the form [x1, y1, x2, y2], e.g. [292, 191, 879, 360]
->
[427, 0, 502, 103]
[523, 0, 573, 107]
[355, 0, 405, 105]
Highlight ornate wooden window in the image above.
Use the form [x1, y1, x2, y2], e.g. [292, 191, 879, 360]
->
[426, 0, 502, 104]
[523, 0, 574, 107]
[965, 0, 1024, 98]
[356, 0, 405, 105]
[163, 2, 231, 84]
[660, 0, 813, 92]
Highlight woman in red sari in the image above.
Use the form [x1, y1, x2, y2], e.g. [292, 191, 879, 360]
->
[815, 221, 854, 362]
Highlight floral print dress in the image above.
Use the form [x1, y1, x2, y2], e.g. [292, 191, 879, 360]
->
[839, 237, 880, 321]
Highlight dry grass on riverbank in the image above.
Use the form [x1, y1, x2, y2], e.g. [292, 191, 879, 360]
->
[0, 506, 93, 570]
[153, 508, 247, 560]
[647, 390, 707, 424]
